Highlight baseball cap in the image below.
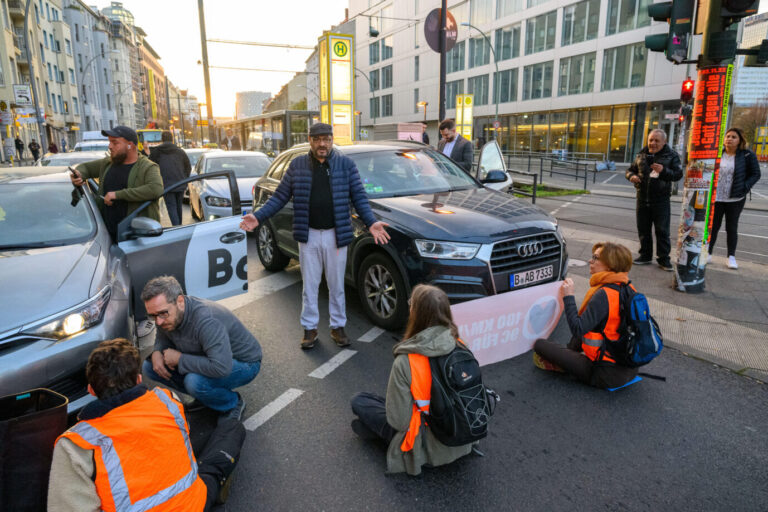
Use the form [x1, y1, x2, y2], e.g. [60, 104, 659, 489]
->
[309, 123, 333, 137]
[102, 126, 138, 145]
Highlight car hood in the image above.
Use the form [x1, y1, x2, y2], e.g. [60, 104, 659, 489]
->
[204, 176, 259, 203]
[370, 188, 557, 243]
[0, 241, 100, 333]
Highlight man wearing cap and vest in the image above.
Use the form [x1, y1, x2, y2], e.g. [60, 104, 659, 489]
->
[48, 339, 245, 512]
[70, 125, 164, 241]
[240, 123, 390, 350]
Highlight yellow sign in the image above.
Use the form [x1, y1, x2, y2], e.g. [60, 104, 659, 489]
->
[456, 94, 473, 141]
[333, 40, 348, 58]
[330, 37, 352, 102]
[148, 69, 157, 121]
[197, 120, 208, 126]
[319, 39, 329, 106]
[332, 104, 352, 145]
[318, 32, 355, 140]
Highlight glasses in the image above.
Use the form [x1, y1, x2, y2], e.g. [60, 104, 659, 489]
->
[311, 136, 332, 143]
[590, 253, 600, 262]
[147, 309, 171, 321]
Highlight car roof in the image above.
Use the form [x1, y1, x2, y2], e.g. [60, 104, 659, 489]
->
[204, 150, 268, 158]
[284, 140, 429, 155]
[45, 151, 106, 158]
[0, 166, 71, 183]
[184, 147, 222, 153]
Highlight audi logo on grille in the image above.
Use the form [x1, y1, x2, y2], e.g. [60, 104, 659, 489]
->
[517, 241, 543, 257]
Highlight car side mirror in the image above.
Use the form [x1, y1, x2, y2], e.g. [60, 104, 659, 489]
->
[128, 217, 163, 238]
[482, 170, 507, 184]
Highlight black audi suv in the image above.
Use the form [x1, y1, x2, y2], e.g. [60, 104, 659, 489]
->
[252, 140, 568, 329]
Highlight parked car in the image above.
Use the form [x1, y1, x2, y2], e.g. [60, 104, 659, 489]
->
[182, 147, 223, 203]
[189, 150, 272, 221]
[0, 166, 248, 414]
[252, 140, 567, 329]
[73, 140, 110, 152]
[37, 150, 109, 167]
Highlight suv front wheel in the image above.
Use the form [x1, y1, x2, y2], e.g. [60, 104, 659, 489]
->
[357, 252, 408, 330]
[256, 223, 290, 271]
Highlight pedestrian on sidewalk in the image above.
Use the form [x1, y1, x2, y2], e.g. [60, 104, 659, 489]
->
[48, 141, 59, 154]
[421, 123, 430, 145]
[239, 123, 390, 350]
[140, 276, 262, 421]
[14, 135, 24, 163]
[149, 130, 191, 226]
[350, 284, 475, 476]
[437, 119, 473, 171]
[707, 127, 761, 270]
[625, 129, 683, 271]
[28, 139, 41, 162]
[222, 128, 241, 151]
[61, 137, 68, 152]
[533, 242, 639, 389]
[48, 338, 246, 511]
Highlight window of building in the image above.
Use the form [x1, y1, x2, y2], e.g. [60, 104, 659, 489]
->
[447, 40, 465, 73]
[382, 5, 394, 33]
[562, 0, 600, 46]
[446, 79, 464, 109]
[114, 59, 119, 72]
[369, 10, 380, 35]
[381, 65, 393, 89]
[39, 43, 44, 63]
[45, 3, 50, 20]
[493, 68, 518, 103]
[75, 24, 79, 42]
[468, 36, 490, 68]
[77, 53, 82, 72]
[49, 34, 53, 49]
[606, 0, 651, 36]
[370, 69, 380, 91]
[107, 94, 111, 110]
[104, 68, 108, 84]
[527, 0, 548, 6]
[65, 39, 71, 55]
[525, 10, 557, 55]
[495, 24, 521, 61]
[55, 40, 60, 53]
[0, 59, 4, 86]
[414, 88, 420, 113]
[381, 94, 392, 116]
[63, 100, 69, 114]
[414, 55, 419, 81]
[496, 0, 522, 18]
[34, 5, 39, 24]
[369, 42, 380, 65]
[73, 97, 79, 114]
[58, 95, 63, 113]
[52, 7, 58, 21]
[82, 84, 87, 104]
[522, 61, 554, 100]
[558, 52, 596, 96]
[100, 43, 105, 57]
[43, 30, 48, 49]
[470, 0, 494, 26]
[601, 42, 647, 91]
[47, 63, 52, 80]
[381, 36, 393, 60]
[370, 97, 380, 119]
[69, 68, 75, 84]
[468, 74, 489, 105]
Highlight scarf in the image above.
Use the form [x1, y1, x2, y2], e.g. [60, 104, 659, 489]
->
[579, 271, 630, 314]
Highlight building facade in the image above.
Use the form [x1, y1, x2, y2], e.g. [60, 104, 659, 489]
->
[236, 90, 271, 119]
[733, 12, 768, 106]
[348, 0, 700, 162]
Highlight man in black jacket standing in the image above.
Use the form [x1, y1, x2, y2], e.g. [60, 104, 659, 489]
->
[149, 131, 191, 226]
[437, 119, 473, 171]
[625, 129, 683, 271]
[222, 129, 241, 151]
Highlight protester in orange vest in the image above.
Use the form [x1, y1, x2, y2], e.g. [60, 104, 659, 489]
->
[48, 339, 246, 511]
[533, 242, 639, 388]
[350, 284, 474, 475]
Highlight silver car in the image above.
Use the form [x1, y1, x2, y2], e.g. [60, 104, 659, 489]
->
[38, 150, 109, 167]
[182, 147, 223, 203]
[189, 151, 271, 221]
[0, 166, 248, 413]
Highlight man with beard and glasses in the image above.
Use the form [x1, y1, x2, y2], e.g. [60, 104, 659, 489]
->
[70, 126, 164, 241]
[437, 119, 473, 172]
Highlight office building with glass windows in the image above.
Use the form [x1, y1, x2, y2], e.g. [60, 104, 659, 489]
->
[349, 0, 701, 162]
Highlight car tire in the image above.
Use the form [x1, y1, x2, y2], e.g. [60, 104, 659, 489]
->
[256, 223, 290, 271]
[356, 252, 408, 330]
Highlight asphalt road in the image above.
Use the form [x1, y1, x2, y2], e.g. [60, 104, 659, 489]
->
[164, 226, 768, 512]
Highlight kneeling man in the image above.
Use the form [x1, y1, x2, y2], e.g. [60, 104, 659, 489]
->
[141, 275, 262, 420]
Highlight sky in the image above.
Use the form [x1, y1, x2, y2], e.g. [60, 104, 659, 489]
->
[91, 0, 349, 118]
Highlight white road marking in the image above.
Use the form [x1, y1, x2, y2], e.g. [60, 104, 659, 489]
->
[739, 232, 768, 240]
[308, 349, 357, 379]
[243, 388, 304, 431]
[751, 189, 768, 199]
[550, 194, 584, 217]
[218, 270, 301, 311]
[358, 326, 385, 343]
[602, 173, 617, 184]
[568, 258, 587, 267]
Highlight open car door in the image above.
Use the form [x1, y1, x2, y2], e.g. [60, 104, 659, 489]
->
[116, 170, 248, 318]
[475, 140, 512, 191]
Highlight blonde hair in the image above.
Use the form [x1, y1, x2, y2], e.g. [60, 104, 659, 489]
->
[592, 242, 633, 272]
[402, 284, 459, 341]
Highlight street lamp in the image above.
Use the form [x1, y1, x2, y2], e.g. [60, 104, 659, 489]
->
[417, 101, 428, 123]
[461, 22, 499, 140]
[354, 67, 376, 126]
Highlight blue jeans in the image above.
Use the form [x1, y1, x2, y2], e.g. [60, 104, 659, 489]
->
[142, 358, 261, 412]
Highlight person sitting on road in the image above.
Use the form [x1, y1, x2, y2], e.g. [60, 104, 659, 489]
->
[533, 242, 638, 389]
[350, 284, 475, 476]
[48, 338, 246, 512]
[141, 275, 262, 422]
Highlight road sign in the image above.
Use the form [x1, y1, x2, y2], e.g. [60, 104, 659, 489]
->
[13, 84, 32, 107]
[493, 120, 501, 129]
[455, 94, 474, 140]
[424, 8, 457, 53]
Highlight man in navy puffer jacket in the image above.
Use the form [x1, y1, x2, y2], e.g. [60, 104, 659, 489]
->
[240, 123, 390, 349]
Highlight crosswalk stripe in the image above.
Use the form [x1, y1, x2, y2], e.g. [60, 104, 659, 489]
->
[218, 270, 301, 311]
[357, 326, 385, 343]
[243, 388, 304, 431]
[308, 349, 357, 379]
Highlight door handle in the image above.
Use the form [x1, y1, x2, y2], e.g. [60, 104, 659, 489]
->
[220, 232, 245, 244]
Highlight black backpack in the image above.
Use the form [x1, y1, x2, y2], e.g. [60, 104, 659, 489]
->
[426, 345, 499, 447]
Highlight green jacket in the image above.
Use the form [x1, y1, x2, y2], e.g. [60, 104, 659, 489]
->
[75, 154, 164, 223]
[385, 325, 473, 475]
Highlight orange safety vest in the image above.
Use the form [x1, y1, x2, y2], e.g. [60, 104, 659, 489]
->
[582, 284, 635, 364]
[400, 353, 432, 452]
[58, 387, 208, 512]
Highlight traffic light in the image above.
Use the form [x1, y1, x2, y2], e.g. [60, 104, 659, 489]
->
[681, 79, 695, 102]
[721, 0, 759, 24]
[645, 0, 695, 64]
[702, 0, 760, 64]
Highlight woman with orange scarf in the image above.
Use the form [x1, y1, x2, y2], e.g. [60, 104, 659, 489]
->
[533, 242, 638, 389]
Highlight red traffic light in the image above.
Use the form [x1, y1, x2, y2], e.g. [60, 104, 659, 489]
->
[678, 115, 685, 123]
[681, 79, 695, 102]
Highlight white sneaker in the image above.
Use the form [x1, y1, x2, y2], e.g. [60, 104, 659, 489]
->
[707, 253, 712, 264]
[727, 256, 738, 269]
[136, 319, 156, 337]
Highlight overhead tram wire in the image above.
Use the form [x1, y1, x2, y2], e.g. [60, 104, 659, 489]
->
[206, 39, 315, 50]
[207, 65, 315, 73]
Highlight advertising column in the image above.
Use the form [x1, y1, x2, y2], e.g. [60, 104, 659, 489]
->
[674, 64, 732, 292]
[317, 33, 355, 144]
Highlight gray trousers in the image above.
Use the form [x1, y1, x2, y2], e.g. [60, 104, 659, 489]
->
[299, 228, 348, 330]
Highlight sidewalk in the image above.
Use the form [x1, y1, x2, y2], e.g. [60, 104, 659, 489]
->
[561, 224, 768, 383]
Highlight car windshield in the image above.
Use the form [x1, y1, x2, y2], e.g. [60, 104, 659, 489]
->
[186, 151, 205, 167]
[205, 155, 271, 178]
[75, 142, 108, 151]
[0, 182, 96, 249]
[41, 155, 102, 166]
[141, 131, 163, 143]
[350, 149, 478, 198]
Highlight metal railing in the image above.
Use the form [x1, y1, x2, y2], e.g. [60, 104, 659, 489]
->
[505, 169, 539, 204]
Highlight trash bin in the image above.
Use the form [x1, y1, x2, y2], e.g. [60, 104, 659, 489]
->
[0, 388, 68, 512]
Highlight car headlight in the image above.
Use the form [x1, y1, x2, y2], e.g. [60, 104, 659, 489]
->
[414, 239, 480, 260]
[23, 286, 111, 339]
[205, 196, 231, 207]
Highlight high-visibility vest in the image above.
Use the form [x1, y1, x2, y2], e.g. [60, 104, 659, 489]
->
[58, 387, 208, 512]
[400, 353, 432, 452]
[582, 285, 633, 364]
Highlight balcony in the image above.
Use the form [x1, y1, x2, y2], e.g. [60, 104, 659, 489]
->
[14, 36, 28, 63]
[8, 0, 24, 20]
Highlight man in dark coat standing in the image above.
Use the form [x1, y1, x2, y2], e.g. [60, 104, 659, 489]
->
[14, 136, 24, 163]
[421, 123, 430, 145]
[149, 131, 191, 226]
[437, 119, 473, 172]
[222, 129, 241, 151]
[28, 139, 41, 162]
[625, 129, 683, 271]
